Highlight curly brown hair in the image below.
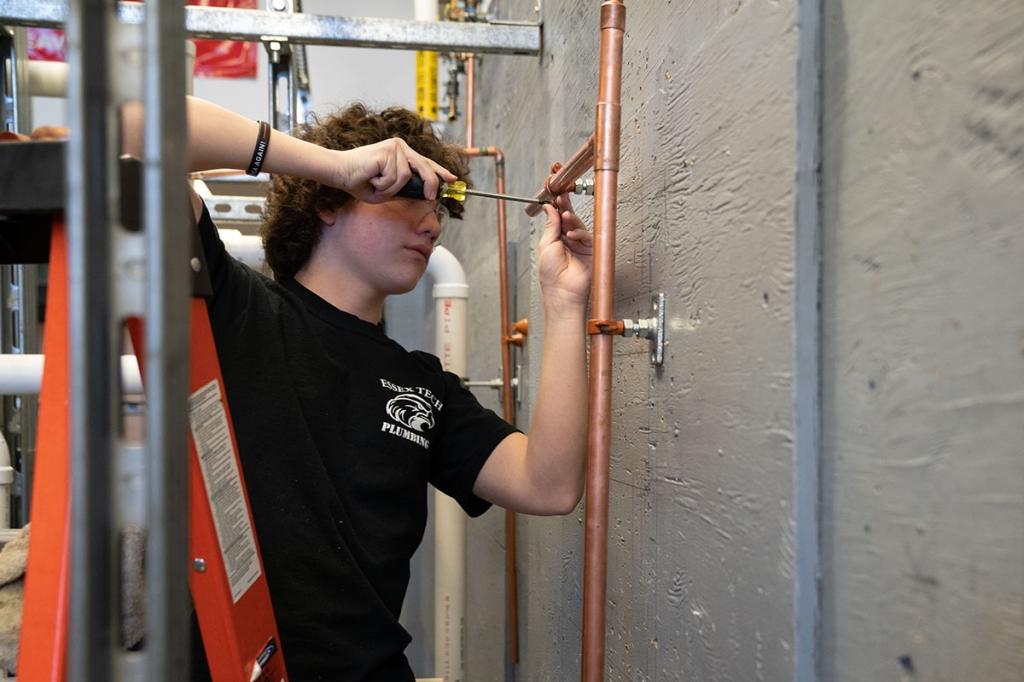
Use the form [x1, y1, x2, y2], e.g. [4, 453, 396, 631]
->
[260, 104, 471, 280]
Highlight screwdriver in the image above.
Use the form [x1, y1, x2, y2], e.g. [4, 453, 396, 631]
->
[395, 173, 552, 207]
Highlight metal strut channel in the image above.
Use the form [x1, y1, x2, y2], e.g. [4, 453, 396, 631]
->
[0, 0, 542, 55]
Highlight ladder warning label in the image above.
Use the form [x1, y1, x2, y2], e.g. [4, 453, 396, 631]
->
[188, 379, 261, 603]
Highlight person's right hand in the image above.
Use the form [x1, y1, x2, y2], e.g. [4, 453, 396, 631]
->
[334, 138, 456, 204]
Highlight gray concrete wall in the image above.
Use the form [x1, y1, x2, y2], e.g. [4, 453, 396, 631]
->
[820, 1, 1024, 680]
[434, 0, 1024, 680]
[443, 1, 800, 680]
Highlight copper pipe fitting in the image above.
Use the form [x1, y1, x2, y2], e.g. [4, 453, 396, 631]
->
[525, 134, 596, 217]
[507, 317, 529, 347]
[586, 319, 624, 336]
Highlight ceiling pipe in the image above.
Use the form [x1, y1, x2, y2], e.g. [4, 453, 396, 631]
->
[582, 3, 624, 681]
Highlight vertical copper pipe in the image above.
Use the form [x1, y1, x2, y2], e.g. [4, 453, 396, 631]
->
[464, 54, 475, 149]
[464, 145, 519, 664]
[582, 3, 624, 682]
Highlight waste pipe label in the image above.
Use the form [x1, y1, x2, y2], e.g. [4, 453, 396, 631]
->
[188, 379, 262, 603]
[442, 298, 453, 370]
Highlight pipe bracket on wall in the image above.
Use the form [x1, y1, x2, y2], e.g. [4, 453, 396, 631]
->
[621, 293, 666, 366]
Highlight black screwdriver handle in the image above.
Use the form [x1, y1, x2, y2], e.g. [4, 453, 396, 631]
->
[394, 172, 436, 200]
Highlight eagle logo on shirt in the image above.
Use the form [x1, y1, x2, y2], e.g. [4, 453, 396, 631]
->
[379, 378, 443, 449]
[385, 393, 436, 432]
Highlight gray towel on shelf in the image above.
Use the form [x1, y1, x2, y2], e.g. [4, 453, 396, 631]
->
[0, 524, 30, 675]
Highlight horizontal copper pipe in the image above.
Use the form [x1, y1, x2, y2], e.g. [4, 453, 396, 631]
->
[524, 134, 596, 217]
[188, 168, 247, 180]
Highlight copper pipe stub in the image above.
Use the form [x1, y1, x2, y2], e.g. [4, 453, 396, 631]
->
[506, 317, 529, 347]
[526, 134, 597, 217]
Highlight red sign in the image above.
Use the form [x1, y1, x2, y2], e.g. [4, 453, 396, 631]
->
[27, 27, 66, 62]
[27, 0, 258, 79]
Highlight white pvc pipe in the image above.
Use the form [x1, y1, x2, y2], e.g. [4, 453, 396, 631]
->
[218, 229, 266, 271]
[0, 230, 263, 396]
[426, 246, 469, 682]
[414, 0, 437, 21]
[26, 41, 196, 98]
[0, 354, 143, 395]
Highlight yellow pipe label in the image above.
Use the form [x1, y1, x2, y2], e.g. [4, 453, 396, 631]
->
[416, 51, 439, 120]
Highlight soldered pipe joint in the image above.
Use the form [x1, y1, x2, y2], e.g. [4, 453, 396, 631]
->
[601, 1, 626, 29]
[594, 103, 622, 171]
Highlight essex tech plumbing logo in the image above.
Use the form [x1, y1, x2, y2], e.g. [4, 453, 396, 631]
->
[380, 378, 442, 449]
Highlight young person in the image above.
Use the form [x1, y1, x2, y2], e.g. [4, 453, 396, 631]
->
[127, 96, 593, 680]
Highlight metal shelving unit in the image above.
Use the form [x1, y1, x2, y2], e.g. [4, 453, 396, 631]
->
[0, 0, 542, 55]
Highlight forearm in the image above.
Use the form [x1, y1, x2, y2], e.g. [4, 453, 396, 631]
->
[185, 97, 337, 183]
[121, 96, 338, 184]
[521, 299, 590, 514]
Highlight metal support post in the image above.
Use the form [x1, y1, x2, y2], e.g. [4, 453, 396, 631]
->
[141, 0, 191, 677]
[264, 36, 296, 133]
[64, 0, 189, 676]
[1, 22, 31, 133]
[0, 21, 38, 529]
[65, 0, 119, 675]
[264, 0, 311, 132]
[0, 262, 39, 527]
[291, 0, 311, 122]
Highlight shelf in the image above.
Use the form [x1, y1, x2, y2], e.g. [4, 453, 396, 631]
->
[0, 140, 63, 264]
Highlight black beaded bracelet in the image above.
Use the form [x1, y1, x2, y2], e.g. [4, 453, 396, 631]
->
[246, 120, 271, 176]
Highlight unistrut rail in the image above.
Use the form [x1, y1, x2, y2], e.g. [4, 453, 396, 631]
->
[0, 0, 541, 55]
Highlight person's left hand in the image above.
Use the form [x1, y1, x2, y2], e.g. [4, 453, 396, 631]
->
[538, 193, 593, 311]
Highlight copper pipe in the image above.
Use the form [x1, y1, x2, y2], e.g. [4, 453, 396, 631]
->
[524, 134, 595, 217]
[582, 3, 624, 682]
[464, 145, 519, 664]
[188, 168, 247, 180]
[464, 54, 475, 148]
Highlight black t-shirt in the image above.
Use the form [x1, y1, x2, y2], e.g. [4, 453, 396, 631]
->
[191, 204, 518, 680]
